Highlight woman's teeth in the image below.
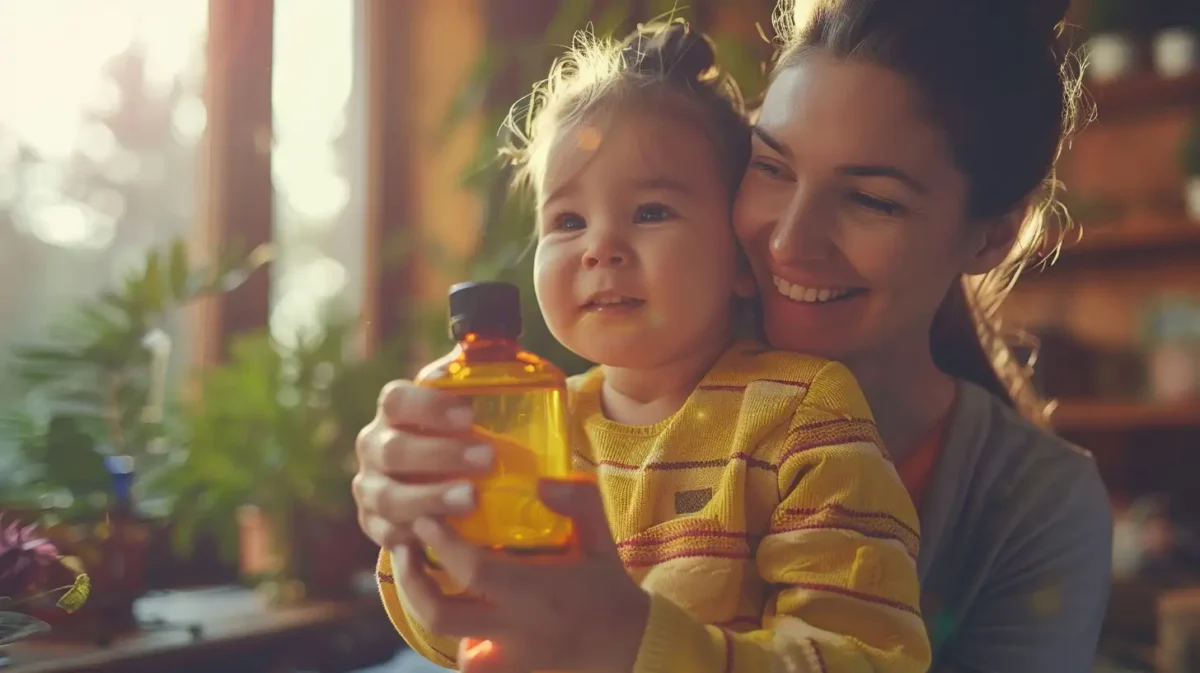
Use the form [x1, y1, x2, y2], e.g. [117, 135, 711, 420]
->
[773, 275, 855, 304]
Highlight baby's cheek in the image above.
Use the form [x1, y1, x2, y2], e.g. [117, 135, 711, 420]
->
[532, 251, 575, 328]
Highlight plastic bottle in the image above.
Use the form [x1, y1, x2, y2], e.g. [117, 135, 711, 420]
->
[414, 281, 573, 553]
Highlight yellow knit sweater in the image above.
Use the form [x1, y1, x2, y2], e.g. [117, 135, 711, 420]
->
[376, 341, 931, 672]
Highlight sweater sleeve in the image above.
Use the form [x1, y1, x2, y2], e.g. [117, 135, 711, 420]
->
[376, 549, 460, 668]
[633, 362, 931, 673]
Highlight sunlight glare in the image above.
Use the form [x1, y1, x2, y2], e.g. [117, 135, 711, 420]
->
[0, 0, 206, 250]
[26, 202, 115, 249]
[171, 96, 208, 144]
[270, 0, 359, 346]
[272, 0, 353, 221]
[77, 124, 118, 164]
[0, 0, 205, 160]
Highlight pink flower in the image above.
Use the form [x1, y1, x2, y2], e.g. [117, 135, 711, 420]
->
[0, 515, 61, 599]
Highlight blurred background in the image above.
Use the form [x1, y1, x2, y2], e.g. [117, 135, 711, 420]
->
[0, 0, 1198, 671]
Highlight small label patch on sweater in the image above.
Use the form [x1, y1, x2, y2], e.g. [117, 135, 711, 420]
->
[675, 488, 713, 514]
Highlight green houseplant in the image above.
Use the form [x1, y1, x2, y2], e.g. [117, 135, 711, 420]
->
[159, 308, 398, 600]
[0, 240, 271, 519]
[0, 238, 269, 636]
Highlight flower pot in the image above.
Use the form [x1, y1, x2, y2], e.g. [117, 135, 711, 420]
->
[26, 518, 154, 642]
[1147, 344, 1199, 404]
[237, 504, 282, 580]
[1154, 28, 1200, 78]
[1187, 176, 1200, 223]
[1087, 33, 1138, 82]
[294, 510, 377, 600]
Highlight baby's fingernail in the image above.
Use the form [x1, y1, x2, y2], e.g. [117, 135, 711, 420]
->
[445, 406, 473, 429]
[463, 444, 493, 468]
[443, 483, 474, 508]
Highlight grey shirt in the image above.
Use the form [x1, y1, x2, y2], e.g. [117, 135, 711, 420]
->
[920, 381, 1113, 673]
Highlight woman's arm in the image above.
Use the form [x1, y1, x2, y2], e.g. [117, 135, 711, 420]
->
[937, 460, 1112, 673]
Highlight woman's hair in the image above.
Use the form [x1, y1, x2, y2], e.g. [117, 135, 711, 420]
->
[773, 0, 1087, 425]
[502, 20, 751, 204]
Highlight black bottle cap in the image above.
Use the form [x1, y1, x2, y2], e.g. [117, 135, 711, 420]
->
[448, 281, 522, 341]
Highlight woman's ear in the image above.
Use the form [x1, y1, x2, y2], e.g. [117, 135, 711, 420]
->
[963, 201, 1023, 275]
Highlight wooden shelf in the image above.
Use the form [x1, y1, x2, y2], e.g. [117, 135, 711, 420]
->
[1066, 220, 1200, 253]
[1090, 71, 1200, 120]
[1051, 398, 1200, 432]
[1025, 218, 1200, 276]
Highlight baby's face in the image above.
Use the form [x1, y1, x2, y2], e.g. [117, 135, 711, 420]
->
[533, 105, 750, 369]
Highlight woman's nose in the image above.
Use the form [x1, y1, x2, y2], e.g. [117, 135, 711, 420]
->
[770, 193, 835, 265]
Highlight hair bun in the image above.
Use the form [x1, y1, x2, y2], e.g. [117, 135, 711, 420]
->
[620, 21, 718, 84]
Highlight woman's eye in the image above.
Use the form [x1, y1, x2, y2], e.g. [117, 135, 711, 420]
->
[553, 213, 586, 231]
[750, 159, 787, 180]
[634, 203, 676, 223]
[849, 192, 905, 217]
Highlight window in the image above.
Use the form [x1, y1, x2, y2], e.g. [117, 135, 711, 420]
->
[0, 0, 208, 411]
[269, 0, 367, 346]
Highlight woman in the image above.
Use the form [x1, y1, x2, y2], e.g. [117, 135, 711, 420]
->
[353, 0, 1113, 670]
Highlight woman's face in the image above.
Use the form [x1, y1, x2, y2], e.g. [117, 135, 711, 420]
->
[734, 53, 1013, 366]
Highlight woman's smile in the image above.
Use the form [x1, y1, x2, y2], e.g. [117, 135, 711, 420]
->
[771, 274, 868, 304]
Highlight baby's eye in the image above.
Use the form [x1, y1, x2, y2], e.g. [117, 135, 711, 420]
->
[634, 203, 677, 223]
[553, 213, 586, 231]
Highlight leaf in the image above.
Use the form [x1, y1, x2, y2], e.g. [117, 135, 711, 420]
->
[243, 243, 275, 271]
[56, 573, 90, 613]
[58, 555, 85, 575]
[435, 47, 502, 144]
[168, 238, 190, 300]
[142, 249, 165, 314]
[0, 611, 51, 646]
[208, 243, 274, 293]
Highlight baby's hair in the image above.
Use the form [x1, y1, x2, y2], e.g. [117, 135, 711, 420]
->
[501, 20, 751, 205]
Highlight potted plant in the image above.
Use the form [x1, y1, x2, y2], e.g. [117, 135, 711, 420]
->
[1152, 0, 1200, 77]
[160, 308, 395, 603]
[0, 515, 89, 663]
[1086, 0, 1139, 82]
[0, 238, 270, 635]
[1181, 116, 1200, 222]
[1139, 295, 1200, 403]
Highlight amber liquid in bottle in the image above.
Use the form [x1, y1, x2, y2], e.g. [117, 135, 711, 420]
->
[414, 281, 573, 553]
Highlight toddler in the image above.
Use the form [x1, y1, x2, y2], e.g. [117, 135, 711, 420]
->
[378, 21, 930, 673]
